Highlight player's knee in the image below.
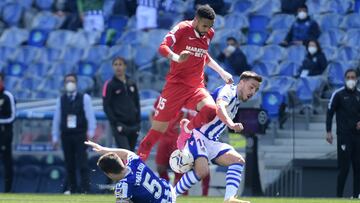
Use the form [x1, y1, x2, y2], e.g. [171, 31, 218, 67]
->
[194, 163, 209, 179]
[201, 104, 217, 123]
[229, 154, 245, 165]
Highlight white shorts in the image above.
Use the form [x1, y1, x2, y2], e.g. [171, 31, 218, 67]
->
[184, 130, 234, 164]
[136, 5, 157, 30]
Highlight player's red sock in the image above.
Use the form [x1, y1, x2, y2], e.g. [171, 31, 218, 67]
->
[188, 104, 217, 130]
[138, 129, 163, 161]
[202, 174, 210, 196]
[159, 171, 169, 181]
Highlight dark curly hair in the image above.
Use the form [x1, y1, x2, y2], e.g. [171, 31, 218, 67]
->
[196, 4, 215, 20]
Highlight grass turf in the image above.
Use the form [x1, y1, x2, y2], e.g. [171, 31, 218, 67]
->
[0, 194, 358, 203]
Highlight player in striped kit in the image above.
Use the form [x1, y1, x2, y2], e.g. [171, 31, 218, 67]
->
[174, 71, 262, 203]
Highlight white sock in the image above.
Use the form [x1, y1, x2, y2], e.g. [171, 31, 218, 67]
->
[224, 163, 244, 200]
[175, 170, 200, 196]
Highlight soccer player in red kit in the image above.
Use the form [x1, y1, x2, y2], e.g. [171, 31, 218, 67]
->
[138, 5, 233, 161]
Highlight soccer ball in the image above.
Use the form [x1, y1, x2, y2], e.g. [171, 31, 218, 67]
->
[169, 149, 194, 174]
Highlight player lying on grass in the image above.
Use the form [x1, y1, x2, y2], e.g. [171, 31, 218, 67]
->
[84, 141, 176, 203]
[175, 71, 262, 203]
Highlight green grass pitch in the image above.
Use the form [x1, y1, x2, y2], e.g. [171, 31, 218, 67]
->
[0, 194, 358, 203]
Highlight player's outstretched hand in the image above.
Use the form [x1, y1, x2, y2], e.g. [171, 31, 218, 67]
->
[178, 50, 191, 63]
[221, 71, 234, 84]
[84, 140, 107, 154]
[230, 123, 244, 133]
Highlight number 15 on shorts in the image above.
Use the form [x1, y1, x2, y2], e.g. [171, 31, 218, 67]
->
[155, 97, 167, 117]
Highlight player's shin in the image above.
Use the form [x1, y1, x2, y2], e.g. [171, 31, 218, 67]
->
[188, 104, 217, 130]
[224, 163, 244, 201]
[174, 170, 201, 196]
[137, 129, 163, 160]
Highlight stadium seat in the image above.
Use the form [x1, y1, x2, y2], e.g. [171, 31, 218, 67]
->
[77, 61, 98, 77]
[49, 61, 76, 77]
[337, 46, 360, 61]
[251, 61, 279, 77]
[0, 27, 29, 47]
[328, 0, 354, 15]
[83, 45, 109, 65]
[286, 45, 306, 64]
[12, 165, 41, 193]
[250, 0, 280, 16]
[27, 63, 51, 78]
[108, 44, 135, 61]
[0, 46, 17, 62]
[240, 45, 264, 65]
[69, 30, 101, 48]
[99, 29, 122, 46]
[2, 3, 23, 26]
[35, 0, 54, 10]
[267, 14, 295, 30]
[135, 71, 156, 90]
[340, 29, 360, 47]
[5, 62, 28, 77]
[108, 15, 128, 32]
[147, 29, 168, 49]
[31, 11, 62, 30]
[327, 62, 352, 88]
[38, 166, 66, 193]
[295, 76, 324, 104]
[4, 76, 20, 91]
[77, 76, 95, 93]
[38, 47, 63, 64]
[340, 13, 360, 29]
[35, 90, 59, 99]
[278, 61, 301, 77]
[318, 28, 345, 47]
[213, 29, 245, 47]
[321, 46, 338, 61]
[139, 89, 160, 100]
[230, 0, 253, 14]
[247, 31, 268, 45]
[38, 76, 63, 92]
[224, 13, 249, 30]
[306, 0, 331, 14]
[28, 29, 49, 47]
[213, 14, 225, 30]
[157, 12, 176, 29]
[118, 30, 147, 46]
[62, 46, 85, 65]
[265, 76, 297, 95]
[20, 77, 39, 92]
[319, 13, 342, 32]
[261, 44, 286, 62]
[249, 15, 270, 31]
[46, 30, 76, 48]
[133, 44, 157, 68]
[261, 91, 284, 119]
[356, 0, 360, 12]
[13, 46, 42, 64]
[98, 60, 114, 82]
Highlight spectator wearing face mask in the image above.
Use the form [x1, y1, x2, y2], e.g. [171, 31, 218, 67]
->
[52, 73, 97, 194]
[217, 37, 250, 75]
[299, 40, 328, 77]
[282, 4, 320, 46]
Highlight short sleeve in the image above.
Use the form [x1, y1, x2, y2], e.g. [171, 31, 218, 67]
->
[115, 181, 131, 200]
[217, 85, 235, 104]
[127, 153, 139, 164]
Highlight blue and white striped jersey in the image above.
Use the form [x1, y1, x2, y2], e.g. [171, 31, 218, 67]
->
[196, 84, 240, 141]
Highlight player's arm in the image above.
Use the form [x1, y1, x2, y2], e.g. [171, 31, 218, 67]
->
[216, 99, 243, 133]
[84, 141, 135, 161]
[207, 54, 233, 84]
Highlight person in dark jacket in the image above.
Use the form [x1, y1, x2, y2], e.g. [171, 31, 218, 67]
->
[0, 72, 15, 193]
[299, 40, 328, 77]
[217, 37, 250, 76]
[282, 4, 320, 46]
[326, 69, 360, 198]
[52, 73, 96, 193]
[102, 57, 141, 152]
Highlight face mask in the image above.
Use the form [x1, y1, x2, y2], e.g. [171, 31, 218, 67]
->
[224, 45, 236, 57]
[65, 82, 76, 92]
[345, 79, 357, 90]
[308, 46, 317, 55]
[297, 11, 307, 20]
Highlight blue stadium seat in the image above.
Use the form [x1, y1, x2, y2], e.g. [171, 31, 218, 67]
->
[0, 27, 29, 47]
[5, 62, 27, 77]
[261, 44, 286, 62]
[38, 166, 65, 193]
[214, 15, 225, 30]
[77, 76, 95, 92]
[35, 0, 54, 10]
[107, 15, 128, 33]
[249, 15, 270, 31]
[18, 0, 33, 9]
[340, 13, 360, 29]
[38, 47, 63, 64]
[157, 12, 175, 29]
[20, 77, 39, 92]
[13, 165, 41, 193]
[39, 76, 63, 91]
[261, 91, 284, 119]
[328, 0, 354, 15]
[356, 0, 360, 12]
[108, 44, 135, 61]
[319, 13, 342, 31]
[247, 31, 268, 45]
[77, 61, 98, 77]
[98, 60, 114, 82]
[240, 45, 264, 65]
[278, 61, 301, 77]
[212, 29, 245, 50]
[341, 29, 360, 47]
[83, 45, 109, 65]
[147, 29, 168, 49]
[99, 29, 122, 46]
[68, 30, 101, 48]
[306, 0, 331, 14]
[327, 62, 352, 88]
[13, 46, 42, 64]
[31, 11, 61, 30]
[265, 76, 297, 95]
[321, 46, 338, 61]
[296, 76, 324, 104]
[34, 90, 59, 99]
[4, 76, 20, 91]
[46, 30, 75, 48]
[118, 30, 147, 46]
[337, 46, 360, 61]
[251, 61, 279, 77]
[286, 45, 306, 64]
[27, 63, 51, 78]
[49, 61, 75, 77]
[318, 28, 345, 47]
[139, 89, 160, 100]
[63, 46, 85, 65]
[0, 46, 16, 62]
[224, 13, 249, 30]
[2, 3, 23, 26]
[135, 71, 156, 90]
[268, 14, 295, 30]
[230, 0, 253, 14]
[133, 44, 157, 68]
[28, 29, 49, 47]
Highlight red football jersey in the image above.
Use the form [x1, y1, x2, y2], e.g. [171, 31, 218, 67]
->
[159, 20, 214, 88]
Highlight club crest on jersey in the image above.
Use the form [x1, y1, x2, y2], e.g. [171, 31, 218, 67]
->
[185, 45, 207, 58]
